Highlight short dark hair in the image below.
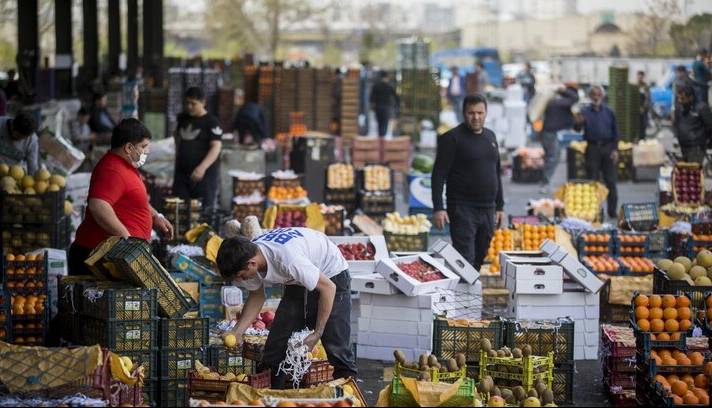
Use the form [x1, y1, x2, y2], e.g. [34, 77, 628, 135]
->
[184, 86, 205, 101]
[12, 112, 37, 136]
[677, 83, 695, 98]
[216, 236, 259, 281]
[110, 118, 152, 149]
[462, 93, 488, 114]
[78, 107, 89, 116]
[93, 92, 106, 102]
[676, 65, 688, 73]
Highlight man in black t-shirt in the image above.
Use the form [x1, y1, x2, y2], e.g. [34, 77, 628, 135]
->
[173, 87, 223, 208]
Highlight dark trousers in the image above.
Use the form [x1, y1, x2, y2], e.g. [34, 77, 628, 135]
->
[447, 204, 495, 270]
[68, 243, 94, 276]
[681, 146, 705, 165]
[375, 108, 392, 137]
[260, 271, 357, 389]
[172, 170, 219, 210]
[540, 131, 560, 184]
[586, 142, 618, 218]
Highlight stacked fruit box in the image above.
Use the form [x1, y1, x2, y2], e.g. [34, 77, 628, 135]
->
[163, 197, 202, 243]
[600, 324, 637, 406]
[324, 163, 357, 214]
[169, 253, 224, 321]
[297, 67, 316, 130]
[340, 69, 360, 145]
[383, 136, 411, 174]
[315, 68, 336, 133]
[431, 318, 503, 381]
[3, 252, 50, 346]
[159, 317, 209, 407]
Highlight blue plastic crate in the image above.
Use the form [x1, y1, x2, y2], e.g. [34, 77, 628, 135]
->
[170, 254, 222, 285]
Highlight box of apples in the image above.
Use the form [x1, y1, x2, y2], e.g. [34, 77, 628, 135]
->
[672, 163, 704, 207]
[330, 235, 389, 274]
[376, 254, 459, 296]
[262, 203, 325, 231]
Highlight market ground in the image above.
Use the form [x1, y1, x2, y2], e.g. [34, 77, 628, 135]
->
[353, 128, 673, 406]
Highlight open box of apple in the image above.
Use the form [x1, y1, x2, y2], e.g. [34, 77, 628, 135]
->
[330, 235, 389, 274]
[672, 163, 704, 206]
[376, 254, 459, 296]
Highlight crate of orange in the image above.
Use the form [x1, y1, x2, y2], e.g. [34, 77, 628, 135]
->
[640, 369, 711, 406]
[485, 229, 514, 273]
[519, 224, 555, 251]
[582, 255, 622, 275]
[641, 349, 709, 376]
[577, 231, 615, 257]
[618, 257, 655, 275]
[701, 293, 712, 336]
[631, 293, 693, 353]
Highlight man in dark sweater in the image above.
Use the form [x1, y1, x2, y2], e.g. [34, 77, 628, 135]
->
[432, 94, 505, 270]
[673, 83, 712, 164]
[574, 85, 620, 219]
[369, 71, 399, 137]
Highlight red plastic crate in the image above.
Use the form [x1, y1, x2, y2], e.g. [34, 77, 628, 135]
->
[81, 349, 145, 407]
[601, 325, 636, 358]
[299, 360, 334, 388]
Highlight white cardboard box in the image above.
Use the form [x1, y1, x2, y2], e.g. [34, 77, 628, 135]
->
[359, 292, 452, 309]
[575, 345, 599, 360]
[430, 240, 479, 284]
[351, 274, 399, 295]
[540, 240, 604, 293]
[330, 235, 390, 274]
[512, 304, 600, 320]
[376, 254, 459, 296]
[499, 251, 545, 273]
[505, 261, 564, 295]
[359, 304, 434, 322]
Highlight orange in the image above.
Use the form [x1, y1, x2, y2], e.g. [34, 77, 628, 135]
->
[657, 333, 671, 341]
[672, 350, 685, 359]
[635, 306, 649, 319]
[665, 319, 680, 332]
[706, 362, 712, 376]
[694, 373, 708, 388]
[672, 380, 688, 397]
[668, 375, 680, 383]
[689, 352, 704, 366]
[677, 357, 692, 366]
[650, 295, 662, 308]
[679, 319, 692, 332]
[655, 374, 668, 385]
[683, 393, 699, 405]
[651, 319, 665, 332]
[649, 308, 663, 319]
[663, 357, 678, 366]
[662, 295, 677, 308]
[677, 296, 691, 308]
[681, 375, 695, 388]
[677, 307, 691, 320]
[699, 395, 710, 406]
[672, 395, 683, 405]
[660, 350, 672, 359]
[653, 355, 664, 366]
[671, 332, 682, 341]
[637, 319, 651, 331]
[692, 388, 709, 399]
[663, 307, 678, 320]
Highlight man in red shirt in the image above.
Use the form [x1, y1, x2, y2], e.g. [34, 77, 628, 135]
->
[68, 118, 173, 275]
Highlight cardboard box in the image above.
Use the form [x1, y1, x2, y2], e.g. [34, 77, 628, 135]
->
[39, 131, 86, 174]
[430, 240, 479, 284]
[376, 254, 459, 296]
[359, 292, 451, 309]
[502, 255, 550, 278]
[329, 235, 389, 274]
[357, 318, 433, 337]
[359, 304, 434, 322]
[512, 304, 600, 321]
[505, 262, 563, 295]
[351, 274, 399, 295]
[540, 240, 604, 294]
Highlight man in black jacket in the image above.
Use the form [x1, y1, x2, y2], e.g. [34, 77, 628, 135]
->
[674, 84, 712, 164]
[432, 94, 505, 270]
[540, 84, 578, 193]
[369, 71, 399, 137]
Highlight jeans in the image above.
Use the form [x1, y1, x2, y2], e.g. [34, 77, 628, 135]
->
[172, 169, 219, 210]
[681, 146, 705, 165]
[541, 131, 560, 185]
[448, 95, 464, 124]
[260, 271, 357, 388]
[447, 204, 495, 270]
[375, 108, 393, 138]
[586, 142, 618, 218]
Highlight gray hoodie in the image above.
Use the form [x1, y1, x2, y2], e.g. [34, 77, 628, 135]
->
[0, 116, 39, 174]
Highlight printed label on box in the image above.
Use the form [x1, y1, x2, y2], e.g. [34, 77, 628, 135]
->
[228, 356, 243, 367]
[125, 301, 140, 311]
[126, 329, 141, 340]
[177, 359, 193, 370]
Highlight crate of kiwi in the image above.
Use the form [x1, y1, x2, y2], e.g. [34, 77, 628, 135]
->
[478, 341, 554, 391]
[477, 375, 557, 407]
[392, 350, 467, 384]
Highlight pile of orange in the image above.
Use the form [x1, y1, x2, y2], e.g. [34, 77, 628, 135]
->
[581, 233, 611, 243]
[267, 186, 307, 201]
[10, 294, 46, 316]
[5, 252, 44, 263]
[522, 224, 555, 250]
[617, 233, 647, 255]
[486, 229, 513, 273]
[619, 257, 655, 273]
[654, 373, 710, 405]
[634, 294, 693, 334]
[583, 255, 620, 274]
[650, 349, 706, 366]
[618, 234, 647, 244]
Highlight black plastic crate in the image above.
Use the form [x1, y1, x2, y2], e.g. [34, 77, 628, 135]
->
[511, 155, 543, 184]
[0, 188, 66, 224]
[157, 378, 188, 407]
[431, 318, 503, 363]
[121, 348, 159, 381]
[653, 267, 708, 311]
[504, 318, 575, 364]
[634, 331, 687, 360]
[78, 282, 157, 321]
[208, 345, 256, 376]
[1, 216, 71, 252]
[143, 379, 157, 407]
[0, 289, 10, 342]
[159, 348, 207, 379]
[553, 363, 574, 406]
[359, 191, 395, 214]
[79, 317, 158, 352]
[57, 275, 96, 314]
[159, 317, 209, 349]
[104, 238, 195, 318]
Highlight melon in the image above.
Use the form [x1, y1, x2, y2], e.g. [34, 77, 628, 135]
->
[697, 251, 712, 268]
[689, 265, 707, 280]
[34, 168, 50, 182]
[674, 257, 693, 271]
[667, 263, 687, 280]
[9, 165, 24, 181]
[657, 259, 674, 271]
[0, 163, 8, 176]
[49, 175, 66, 188]
[1, 176, 16, 191]
[695, 276, 712, 286]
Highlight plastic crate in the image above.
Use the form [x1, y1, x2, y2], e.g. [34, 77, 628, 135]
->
[159, 348, 207, 379]
[322, 208, 345, 236]
[511, 155, 543, 184]
[504, 318, 575, 364]
[605, 366, 636, 389]
[634, 331, 687, 360]
[201, 303, 224, 321]
[603, 355, 636, 373]
[298, 360, 334, 388]
[57, 275, 96, 314]
[1, 216, 71, 252]
[637, 351, 707, 381]
[324, 188, 358, 212]
[553, 363, 574, 406]
[200, 284, 222, 305]
[78, 283, 157, 321]
[0, 289, 10, 342]
[187, 370, 271, 402]
[232, 177, 266, 197]
[619, 203, 659, 232]
[431, 318, 504, 363]
[232, 202, 265, 224]
[359, 165, 394, 193]
[359, 191, 395, 214]
[104, 238, 195, 318]
[208, 345, 256, 376]
[390, 376, 477, 408]
[646, 230, 669, 256]
[157, 378, 189, 408]
[615, 232, 651, 257]
[384, 230, 429, 252]
[479, 350, 554, 390]
[393, 361, 466, 385]
[159, 317, 209, 349]
[653, 268, 708, 311]
[79, 317, 158, 351]
[170, 253, 222, 286]
[600, 325, 636, 359]
[0, 188, 66, 224]
[121, 348, 159, 381]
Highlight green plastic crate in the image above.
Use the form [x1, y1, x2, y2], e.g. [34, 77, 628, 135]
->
[390, 377, 477, 407]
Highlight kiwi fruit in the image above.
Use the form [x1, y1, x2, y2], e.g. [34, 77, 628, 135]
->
[419, 364, 430, 372]
[419, 371, 431, 381]
[491, 386, 502, 397]
[419, 354, 428, 367]
[447, 358, 459, 372]
[481, 377, 493, 393]
[522, 345, 533, 357]
[511, 348, 523, 358]
[488, 350, 498, 358]
[497, 350, 506, 357]
[428, 355, 439, 368]
[536, 382, 547, 396]
[513, 386, 527, 402]
[481, 338, 492, 352]
[528, 388, 539, 399]
[541, 389, 555, 404]
[393, 350, 406, 364]
[455, 353, 466, 369]
[501, 389, 514, 403]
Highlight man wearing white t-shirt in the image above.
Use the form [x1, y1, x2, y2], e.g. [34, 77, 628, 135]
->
[216, 227, 357, 387]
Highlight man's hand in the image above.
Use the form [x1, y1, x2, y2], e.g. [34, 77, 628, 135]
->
[433, 210, 450, 230]
[191, 166, 206, 183]
[223, 328, 245, 347]
[302, 330, 322, 352]
[496, 211, 505, 228]
[153, 214, 174, 239]
[610, 150, 619, 164]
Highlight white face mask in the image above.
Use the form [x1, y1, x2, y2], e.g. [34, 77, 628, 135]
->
[131, 144, 148, 168]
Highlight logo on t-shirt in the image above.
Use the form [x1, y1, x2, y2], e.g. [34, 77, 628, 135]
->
[179, 124, 201, 141]
[211, 126, 223, 136]
[254, 228, 303, 245]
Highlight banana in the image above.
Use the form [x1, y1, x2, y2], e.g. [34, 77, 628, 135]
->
[109, 353, 137, 386]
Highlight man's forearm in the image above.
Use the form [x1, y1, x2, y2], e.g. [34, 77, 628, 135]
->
[89, 200, 130, 237]
[315, 284, 336, 335]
